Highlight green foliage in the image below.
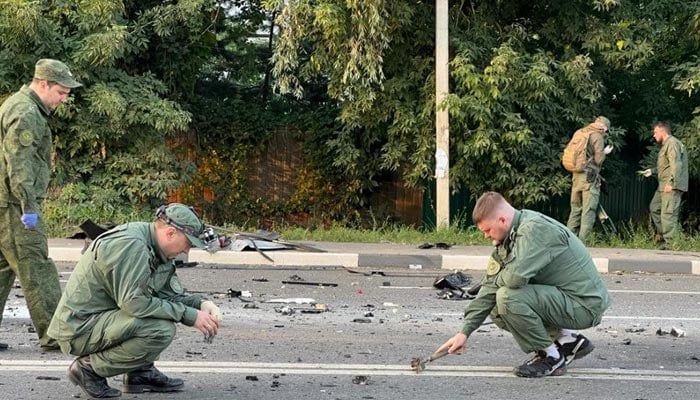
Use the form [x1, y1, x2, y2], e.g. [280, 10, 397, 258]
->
[43, 183, 151, 237]
[265, 0, 700, 211]
[0, 0, 219, 209]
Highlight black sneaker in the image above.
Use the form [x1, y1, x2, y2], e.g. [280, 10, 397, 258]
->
[556, 334, 595, 365]
[514, 351, 566, 378]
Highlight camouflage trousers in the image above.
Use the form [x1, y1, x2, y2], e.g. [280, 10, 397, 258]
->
[649, 190, 683, 243]
[567, 171, 600, 242]
[0, 203, 61, 348]
[58, 309, 176, 377]
[489, 285, 604, 353]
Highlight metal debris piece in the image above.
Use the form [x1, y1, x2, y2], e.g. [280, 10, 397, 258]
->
[243, 303, 259, 309]
[622, 338, 632, 345]
[281, 280, 338, 287]
[36, 376, 60, 381]
[275, 306, 295, 315]
[671, 327, 686, 337]
[252, 278, 269, 282]
[352, 375, 370, 385]
[352, 318, 372, 323]
[245, 376, 259, 381]
[410, 349, 449, 373]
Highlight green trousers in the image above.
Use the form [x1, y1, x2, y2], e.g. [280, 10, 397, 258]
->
[567, 172, 600, 242]
[59, 309, 176, 377]
[0, 204, 61, 348]
[649, 190, 683, 243]
[489, 285, 604, 353]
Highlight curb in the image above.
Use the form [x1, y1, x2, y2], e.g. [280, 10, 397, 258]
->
[48, 247, 698, 275]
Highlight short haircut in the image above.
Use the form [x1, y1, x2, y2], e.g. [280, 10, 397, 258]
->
[472, 191, 506, 224]
[653, 121, 670, 133]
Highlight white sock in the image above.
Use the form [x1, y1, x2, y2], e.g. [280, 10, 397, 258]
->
[543, 343, 560, 359]
[557, 329, 577, 344]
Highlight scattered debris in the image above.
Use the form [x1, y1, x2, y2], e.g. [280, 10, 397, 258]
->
[299, 303, 329, 314]
[352, 318, 372, 323]
[173, 260, 199, 268]
[433, 271, 475, 300]
[287, 274, 304, 281]
[656, 328, 669, 336]
[252, 278, 269, 282]
[625, 327, 646, 333]
[245, 376, 259, 381]
[281, 280, 338, 287]
[622, 338, 632, 345]
[227, 289, 252, 299]
[243, 303, 259, 309]
[275, 306, 295, 315]
[352, 375, 371, 385]
[382, 281, 391, 286]
[410, 350, 449, 373]
[36, 376, 60, 381]
[265, 298, 316, 304]
[418, 242, 452, 249]
[671, 327, 686, 337]
[364, 311, 374, 317]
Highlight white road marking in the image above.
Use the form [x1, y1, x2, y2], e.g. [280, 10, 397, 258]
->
[1, 360, 699, 382]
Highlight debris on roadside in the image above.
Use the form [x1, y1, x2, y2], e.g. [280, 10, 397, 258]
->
[227, 288, 252, 299]
[281, 279, 338, 287]
[622, 338, 632, 345]
[418, 242, 452, 250]
[265, 298, 316, 304]
[433, 271, 475, 300]
[352, 318, 372, 323]
[625, 327, 646, 333]
[671, 327, 686, 337]
[352, 375, 370, 385]
[245, 376, 259, 381]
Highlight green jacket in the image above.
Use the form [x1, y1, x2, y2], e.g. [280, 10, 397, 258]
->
[655, 135, 688, 192]
[48, 222, 203, 342]
[0, 85, 53, 213]
[461, 210, 611, 337]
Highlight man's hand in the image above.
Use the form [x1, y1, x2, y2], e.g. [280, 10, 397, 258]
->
[604, 144, 614, 155]
[200, 300, 223, 322]
[20, 213, 38, 229]
[194, 310, 220, 337]
[664, 184, 673, 193]
[435, 332, 468, 355]
[636, 169, 652, 177]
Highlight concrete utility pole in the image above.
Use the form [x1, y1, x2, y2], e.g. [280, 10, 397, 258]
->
[435, 0, 450, 229]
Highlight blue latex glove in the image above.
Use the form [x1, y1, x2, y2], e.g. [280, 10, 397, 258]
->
[21, 213, 38, 229]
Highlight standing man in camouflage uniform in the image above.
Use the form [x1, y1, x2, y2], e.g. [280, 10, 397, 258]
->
[48, 203, 223, 399]
[566, 116, 614, 243]
[0, 59, 82, 351]
[638, 122, 689, 248]
[437, 192, 610, 378]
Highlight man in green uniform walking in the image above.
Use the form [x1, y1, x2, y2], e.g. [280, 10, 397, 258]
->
[0, 58, 82, 351]
[437, 192, 610, 377]
[566, 116, 614, 243]
[638, 122, 689, 248]
[48, 203, 223, 399]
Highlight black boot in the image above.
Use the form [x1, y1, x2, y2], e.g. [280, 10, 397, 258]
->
[122, 363, 184, 393]
[67, 356, 121, 399]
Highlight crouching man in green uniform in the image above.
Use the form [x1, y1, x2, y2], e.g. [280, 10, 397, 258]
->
[48, 203, 223, 398]
[437, 192, 610, 378]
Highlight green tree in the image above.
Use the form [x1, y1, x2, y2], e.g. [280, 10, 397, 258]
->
[0, 0, 219, 215]
[263, 0, 700, 208]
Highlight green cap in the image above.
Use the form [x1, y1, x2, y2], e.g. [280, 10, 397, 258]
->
[595, 116, 610, 130]
[159, 203, 205, 248]
[33, 59, 82, 89]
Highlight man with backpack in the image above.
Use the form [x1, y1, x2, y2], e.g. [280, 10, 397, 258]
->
[563, 116, 613, 243]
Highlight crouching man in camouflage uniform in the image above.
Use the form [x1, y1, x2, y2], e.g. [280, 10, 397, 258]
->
[48, 203, 223, 398]
[437, 192, 610, 377]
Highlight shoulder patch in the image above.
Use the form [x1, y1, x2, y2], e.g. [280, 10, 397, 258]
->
[486, 257, 502, 276]
[19, 130, 34, 147]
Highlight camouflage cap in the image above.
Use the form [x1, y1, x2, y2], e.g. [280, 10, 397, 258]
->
[595, 116, 610, 130]
[158, 203, 205, 248]
[33, 59, 82, 89]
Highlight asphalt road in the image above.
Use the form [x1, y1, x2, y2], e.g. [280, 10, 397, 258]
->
[1, 262, 700, 399]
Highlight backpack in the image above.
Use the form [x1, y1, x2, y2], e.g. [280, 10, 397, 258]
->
[561, 128, 592, 172]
